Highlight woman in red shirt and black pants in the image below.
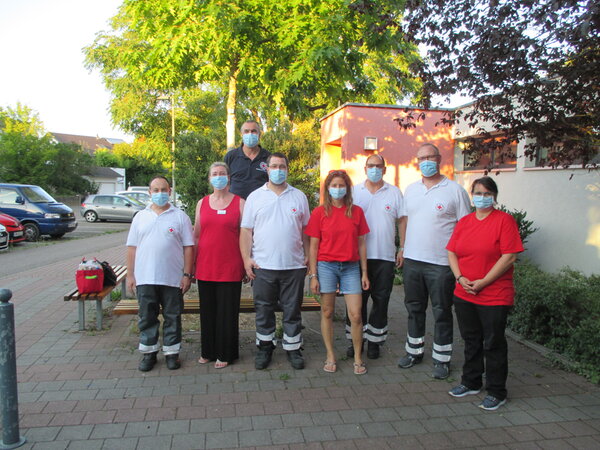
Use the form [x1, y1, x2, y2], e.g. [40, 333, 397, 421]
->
[446, 176, 523, 410]
[305, 170, 370, 375]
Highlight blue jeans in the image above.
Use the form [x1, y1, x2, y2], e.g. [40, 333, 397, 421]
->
[317, 261, 361, 294]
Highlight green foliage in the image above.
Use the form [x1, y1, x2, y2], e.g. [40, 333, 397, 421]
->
[173, 132, 223, 218]
[0, 132, 96, 195]
[260, 120, 321, 209]
[0, 103, 46, 137]
[510, 261, 600, 383]
[497, 205, 539, 246]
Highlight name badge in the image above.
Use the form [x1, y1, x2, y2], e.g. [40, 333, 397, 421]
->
[217, 210, 226, 215]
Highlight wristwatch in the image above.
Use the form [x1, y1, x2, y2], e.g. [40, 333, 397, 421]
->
[183, 273, 194, 279]
[308, 273, 318, 280]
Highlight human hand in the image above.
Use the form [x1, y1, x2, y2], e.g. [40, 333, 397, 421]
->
[470, 279, 488, 294]
[458, 276, 477, 295]
[310, 277, 320, 295]
[361, 274, 370, 291]
[396, 250, 404, 268]
[126, 275, 136, 296]
[244, 258, 259, 280]
[180, 276, 192, 294]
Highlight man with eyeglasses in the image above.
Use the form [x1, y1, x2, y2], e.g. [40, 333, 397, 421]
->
[224, 120, 271, 199]
[399, 143, 471, 379]
[345, 154, 405, 359]
[240, 153, 310, 370]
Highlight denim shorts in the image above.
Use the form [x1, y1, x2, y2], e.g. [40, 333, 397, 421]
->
[317, 261, 361, 295]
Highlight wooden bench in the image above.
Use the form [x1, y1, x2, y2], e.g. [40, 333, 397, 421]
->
[113, 296, 321, 315]
[64, 265, 128, 331]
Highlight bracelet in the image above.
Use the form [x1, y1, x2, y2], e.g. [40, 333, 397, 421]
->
[183, 273, 194, 279]
[456, 275, 464, 283]
[308, 273, 318, 280]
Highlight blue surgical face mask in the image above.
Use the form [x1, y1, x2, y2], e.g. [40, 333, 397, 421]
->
[366, 167, 383, 183]
[472, 195, 494, 209]
[151, 192, 169, 207]
[269, 169, 287, 185]
[210, 175, 228, 190]
[419, 160, 438, 177]
[242, 133, 259, 148]
[329, 187, 347, 200]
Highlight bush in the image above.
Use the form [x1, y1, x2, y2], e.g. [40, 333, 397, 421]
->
[498, 205, 539, 246]
[510, 261, 600, 383]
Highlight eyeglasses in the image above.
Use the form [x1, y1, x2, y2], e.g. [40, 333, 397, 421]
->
[328, 169, 347, 174]
[417, 155, 439, 162]
[472, 191, 494, 197]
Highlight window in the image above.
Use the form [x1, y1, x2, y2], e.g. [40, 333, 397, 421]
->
[94, 196, 111, 205]
[457, 135, 517, 171]
[0, 188, 19, 204]
[531, 142, 600, 168]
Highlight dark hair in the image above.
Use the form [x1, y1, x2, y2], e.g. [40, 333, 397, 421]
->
[149, 175, 171, 187]
[471, 176, 498, 200]
[366, 153, 386, 166]
[267, 152, 289, 168]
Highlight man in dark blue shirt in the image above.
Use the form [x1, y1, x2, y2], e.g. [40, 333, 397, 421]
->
[224, 121, 271, 199]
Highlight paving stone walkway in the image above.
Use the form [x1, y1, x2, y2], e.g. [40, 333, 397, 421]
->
[1, 232, 599, 449]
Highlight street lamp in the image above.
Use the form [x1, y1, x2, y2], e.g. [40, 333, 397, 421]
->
[158, 94, 176, 204]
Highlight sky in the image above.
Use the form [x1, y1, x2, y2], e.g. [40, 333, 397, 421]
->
[0, 0, 132, 141]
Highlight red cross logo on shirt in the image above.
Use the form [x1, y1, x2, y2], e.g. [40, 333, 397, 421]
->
[168, 227, 175, 233]
[436, 203, 444, 211]
[291, 208, 297, 215]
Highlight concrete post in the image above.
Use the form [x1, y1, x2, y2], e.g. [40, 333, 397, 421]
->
[0, 289, 26, 449]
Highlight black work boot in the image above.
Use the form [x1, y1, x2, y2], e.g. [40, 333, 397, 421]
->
[165, 354, 181, 370]
[138, 352, 157, 372]
[286, 349, 305, 370]
[367, 341, 380, 359]
[255, 342, 274, 370]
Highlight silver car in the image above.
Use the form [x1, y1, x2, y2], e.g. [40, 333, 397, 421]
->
[116, 190, 151, 205]
[80, 194, 145, 222]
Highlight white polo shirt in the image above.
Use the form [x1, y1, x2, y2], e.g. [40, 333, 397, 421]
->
[241, 183, 310, 270]
[353, 181, 404, 262]
[403, 177, 471, 266]
[126, 205, 194, 287]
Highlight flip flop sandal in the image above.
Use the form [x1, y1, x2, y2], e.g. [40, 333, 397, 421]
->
[353, 362, 367, 375]
[198, 357, 211, 364]
[323, 361, 337, 373]
[214, 360, 229, 369]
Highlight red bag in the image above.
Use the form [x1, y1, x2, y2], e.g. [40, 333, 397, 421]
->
[76, 258, 105, 294]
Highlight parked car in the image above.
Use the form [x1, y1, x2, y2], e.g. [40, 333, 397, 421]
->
[127, 186, 148, 192]
[0, 224, 8, 251]
[80, 194, 145, 222]
[0, 183, 78, 241]
[0, 212, 25, 244]
[116, 190, 151, 205]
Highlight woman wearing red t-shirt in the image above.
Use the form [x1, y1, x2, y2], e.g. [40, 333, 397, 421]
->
[194, 162, 245, 369]
[446, 176, 523, 410]
[305, 170, 370, 375]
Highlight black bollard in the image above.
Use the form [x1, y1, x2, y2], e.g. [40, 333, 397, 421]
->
[0, 289, 26, 449]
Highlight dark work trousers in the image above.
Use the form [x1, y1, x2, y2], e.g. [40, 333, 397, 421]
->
[402, 258, 455, 363]
[197, 280, 242, 363]
[137, 284, 183, 355]
[454, 296, 510, 400]
[345, 259, 395, 344]
[253, 268, 305, 351]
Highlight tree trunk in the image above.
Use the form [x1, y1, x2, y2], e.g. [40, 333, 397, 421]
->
[226, 67, 240, 150]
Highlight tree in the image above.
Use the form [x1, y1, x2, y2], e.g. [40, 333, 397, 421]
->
[0, 102, 46, 137]
[403, 0, 600, 169]
[85, 0, 422, 147]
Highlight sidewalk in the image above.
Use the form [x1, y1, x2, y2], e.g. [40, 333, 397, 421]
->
[1, 236, 599, 449]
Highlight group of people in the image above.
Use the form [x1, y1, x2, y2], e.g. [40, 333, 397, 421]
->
[125, 120, 523, 411]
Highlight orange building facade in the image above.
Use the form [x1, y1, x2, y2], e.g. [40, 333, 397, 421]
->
[319, 103, 455, 195]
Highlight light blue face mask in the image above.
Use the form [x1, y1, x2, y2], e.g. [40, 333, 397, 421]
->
[419, 160, 438, 177]
[329, 187, 347, 200]
[151, 192, 169, 206]
[210, 176, 228, 190]
[269, 169, 287, 185]
[242, 133, 259, 148]
[472, 195, 494, 209]
[366, 167, 383, 183]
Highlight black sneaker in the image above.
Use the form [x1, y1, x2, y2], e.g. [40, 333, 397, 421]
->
[432, 362, 450, 379]
[165, 354, 181, 370]
[367, 341, 380, 359]
[255, 343, 274, 370]
[346, 341, 364, 358]
[479, 395, 506, 411]
[397, 353, 423, 369]
[286, 350, 305, 370]
[138, 352, 157, 372]
[448, 384, 481, 397]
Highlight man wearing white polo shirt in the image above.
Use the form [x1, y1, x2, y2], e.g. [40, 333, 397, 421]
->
[240, 153, 310, 370]
[126, 176, 195, 372]
[346, 154, 405, 360]
[399, 143, 471, 379]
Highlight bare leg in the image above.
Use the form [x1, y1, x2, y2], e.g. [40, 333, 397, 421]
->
[345, 293, 364, 366]
[320, 293, 337, 364]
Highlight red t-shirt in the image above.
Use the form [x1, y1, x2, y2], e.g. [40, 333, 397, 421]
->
[195, 195, 245, 282]
[446, 209, 523, 306]
[304, 205, 370, 262]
